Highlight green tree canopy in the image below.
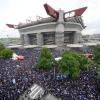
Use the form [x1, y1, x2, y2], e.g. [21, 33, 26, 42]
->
[58, 51, 91, 79]
[93, 45, 100, 64]
[72, 52, 91, 70]
[37, 47, 55, 70]
[0, 42, 5, 51]
[1, 48, 13, 59]
[0, 42, 5, 57]
[92, 45, 100, 80]
[96, 65, 100, 80]
[62, 51, 90, 70]
[59, 51, 80, 79]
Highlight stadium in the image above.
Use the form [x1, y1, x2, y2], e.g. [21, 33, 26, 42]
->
[1, 3, 100, 100]
[7, 4, 87, 49]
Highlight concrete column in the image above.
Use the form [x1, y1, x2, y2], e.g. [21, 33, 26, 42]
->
[20, 34, 24, 45]
[55, 23, 64, 46]
[74, 31, 82, 43]
[55, 31, 64, 47]
[37, 33, 43, 46]
[24, 34, 30, 45]
[55, 9, 64, 47]
[57, 9, 64, 23]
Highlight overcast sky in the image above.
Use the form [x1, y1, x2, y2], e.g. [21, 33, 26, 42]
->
[0, 0, 100, 38]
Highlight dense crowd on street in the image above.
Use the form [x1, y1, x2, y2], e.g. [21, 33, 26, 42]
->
[0, 48, 100, 100]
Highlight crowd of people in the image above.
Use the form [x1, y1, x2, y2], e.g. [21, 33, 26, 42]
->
[0, 48, 100, 100]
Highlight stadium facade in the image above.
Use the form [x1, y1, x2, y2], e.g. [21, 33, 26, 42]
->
[7, 4, 87, 48]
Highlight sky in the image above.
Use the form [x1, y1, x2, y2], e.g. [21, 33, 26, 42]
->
[0, 0, 100, 38]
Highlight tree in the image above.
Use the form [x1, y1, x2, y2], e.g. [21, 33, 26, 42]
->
[0, 42, 5, 51]
[58, 51, 91, 79]
[93, 45, 100, 64]
[1, 48, 13, 59]
[77, 54, 91, 70]
[0, 42, 5, 57]
[37, 47, 55, 70]
[73, 51, 90, 70]
[96, 65, 100, 80]
[62, 51, 91, 70]
[58, 51, 80, 79]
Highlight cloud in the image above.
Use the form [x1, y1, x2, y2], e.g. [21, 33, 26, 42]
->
[0, 0, 100, 38]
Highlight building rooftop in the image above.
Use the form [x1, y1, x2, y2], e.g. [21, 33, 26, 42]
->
[16, 16, 85, 29]
[17, 17, 56, 29]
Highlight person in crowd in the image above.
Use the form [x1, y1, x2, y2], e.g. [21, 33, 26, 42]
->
[0, 48, 99, 100]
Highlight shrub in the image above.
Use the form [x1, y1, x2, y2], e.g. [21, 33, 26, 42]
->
[1, 48, 13, 59]
[37, 47, 55, 70]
